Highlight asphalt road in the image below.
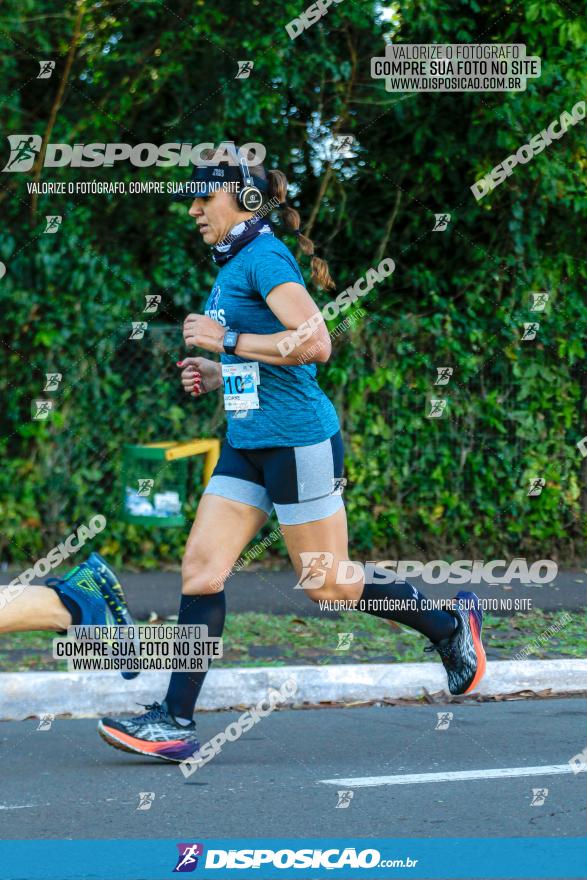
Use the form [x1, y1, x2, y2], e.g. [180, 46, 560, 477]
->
[1, 697, 586, 841]
[5, 567, 587, 619]
[2, 567, 579, 620]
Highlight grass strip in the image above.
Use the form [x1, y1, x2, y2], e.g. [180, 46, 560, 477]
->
[0, 608, 584, 672]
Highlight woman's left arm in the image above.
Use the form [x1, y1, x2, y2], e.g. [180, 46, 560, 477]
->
[183, 282, 332, 366]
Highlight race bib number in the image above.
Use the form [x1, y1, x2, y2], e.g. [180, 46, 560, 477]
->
[222, 362, 260, 410]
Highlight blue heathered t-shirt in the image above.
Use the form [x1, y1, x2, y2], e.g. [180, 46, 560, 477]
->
[203, 233, 340, 449]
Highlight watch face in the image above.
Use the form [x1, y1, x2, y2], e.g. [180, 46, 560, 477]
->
[224, 331, 238, 351]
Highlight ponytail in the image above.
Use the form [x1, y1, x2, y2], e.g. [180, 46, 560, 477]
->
[267, 169, 335, 291]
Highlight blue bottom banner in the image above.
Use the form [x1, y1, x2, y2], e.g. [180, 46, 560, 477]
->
[0, 837, 586, 879]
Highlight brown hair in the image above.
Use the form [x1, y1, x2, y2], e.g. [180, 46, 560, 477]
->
[242, 151, 336, 291]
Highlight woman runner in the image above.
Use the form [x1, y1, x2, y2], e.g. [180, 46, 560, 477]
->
[98, 144, 486, 762]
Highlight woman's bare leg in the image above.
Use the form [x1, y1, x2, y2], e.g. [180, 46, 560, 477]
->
[280, 506, 361, 603]
[0, 585, 71, 634]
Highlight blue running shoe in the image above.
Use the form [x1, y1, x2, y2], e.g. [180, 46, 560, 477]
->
[98, 701, 200, 763]
[46, 563, 116, 627]
[86, 552, 141, 681]
[86, 553, 132, 623]
[424, 590, 486, 695]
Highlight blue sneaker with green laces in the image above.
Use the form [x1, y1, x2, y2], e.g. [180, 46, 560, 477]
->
[86, 552, 140, 680]
[46, 560, 139, 680]
[46, 562, 116, 627]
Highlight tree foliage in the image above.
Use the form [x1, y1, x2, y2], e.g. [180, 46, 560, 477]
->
[0, 0, 585, 566]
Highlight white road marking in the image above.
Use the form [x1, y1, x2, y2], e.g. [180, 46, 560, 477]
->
[0, 804, 40, 810]
[319, 764, 577, 787]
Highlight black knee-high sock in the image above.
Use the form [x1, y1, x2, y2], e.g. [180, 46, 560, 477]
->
[165, 592, 226, 720]
[358, 571, 457, 643]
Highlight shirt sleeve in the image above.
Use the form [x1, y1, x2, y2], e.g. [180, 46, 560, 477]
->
[247, 241, 305, 301]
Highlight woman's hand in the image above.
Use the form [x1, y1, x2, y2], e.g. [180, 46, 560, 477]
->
[183, 313, 225, 354]
[177, 357, 222, 397]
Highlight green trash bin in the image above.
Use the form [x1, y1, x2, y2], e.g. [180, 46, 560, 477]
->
[121, 444, 188, 528]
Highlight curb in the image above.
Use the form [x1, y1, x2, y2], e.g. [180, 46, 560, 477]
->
[1, 659, 587, 720]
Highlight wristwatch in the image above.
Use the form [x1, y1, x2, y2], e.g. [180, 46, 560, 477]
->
[223, 329, 240, 355]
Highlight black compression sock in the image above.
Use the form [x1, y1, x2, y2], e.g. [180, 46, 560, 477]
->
[358, 574, 457, 643]
[48, 587, 81, 626]
[165, 592, 226, 721]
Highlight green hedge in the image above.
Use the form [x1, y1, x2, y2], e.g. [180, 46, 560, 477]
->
[0, 0, 585, 566]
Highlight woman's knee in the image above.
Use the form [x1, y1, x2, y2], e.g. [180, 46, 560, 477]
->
[303, 570, 364, 604]
[181, 553, 230, 596]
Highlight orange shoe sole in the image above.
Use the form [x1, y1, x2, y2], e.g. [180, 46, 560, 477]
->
[97, 722, 186, 762]
[463, 610, 487, 694]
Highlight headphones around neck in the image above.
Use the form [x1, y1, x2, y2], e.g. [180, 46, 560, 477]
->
[226, 142, 265, 212]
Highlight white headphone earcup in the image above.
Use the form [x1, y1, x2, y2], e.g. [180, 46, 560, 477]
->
[240, 186, 263, 212]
